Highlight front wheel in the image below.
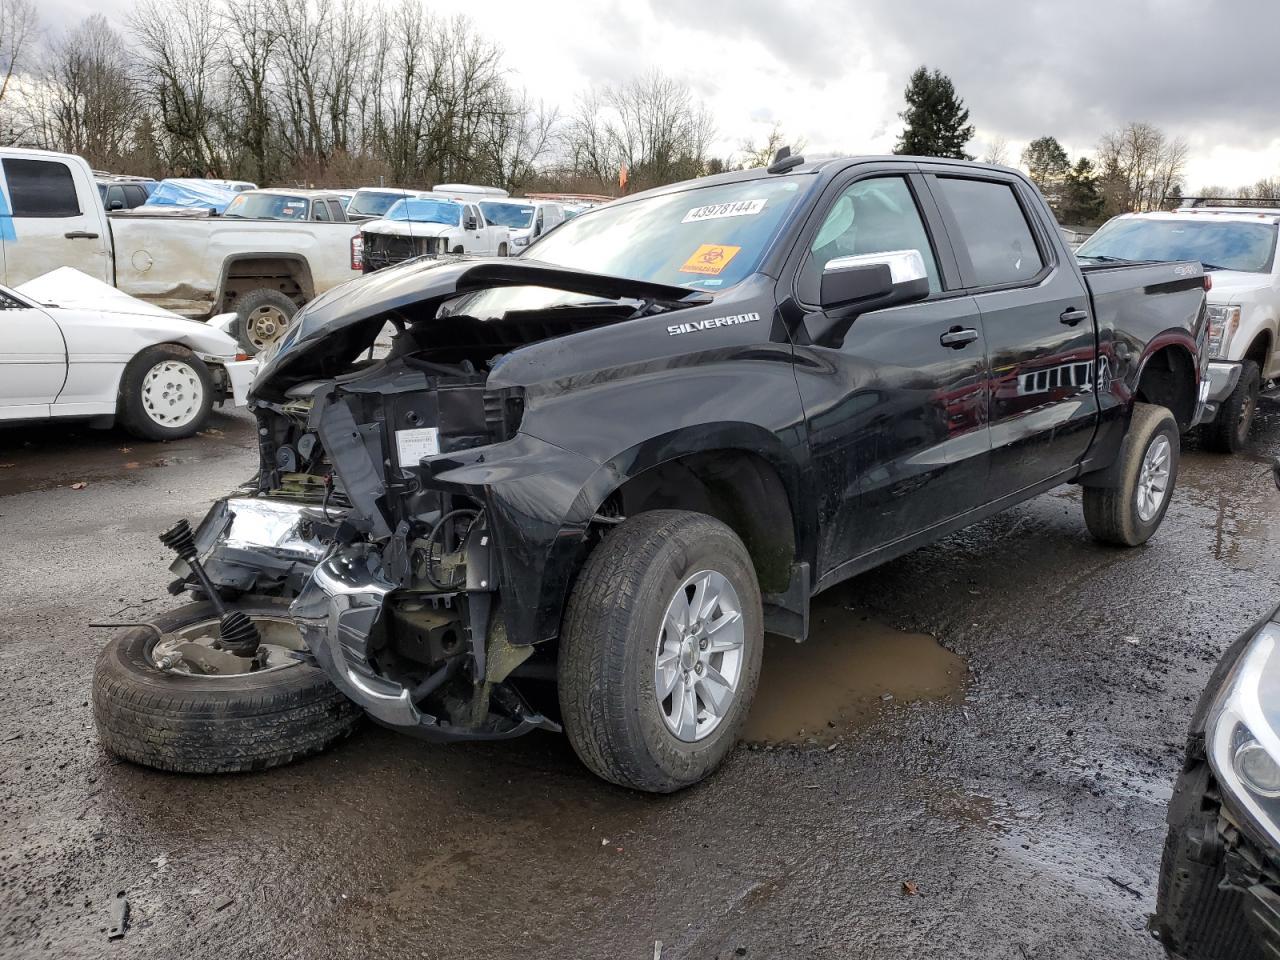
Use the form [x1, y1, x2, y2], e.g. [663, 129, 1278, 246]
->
[558, 510, 763, 793]
[117, 344, 213, 441]
[1083, 401, 1179, 547]
[1201, 359, 1259, 454]
[92, 599, 362, 773]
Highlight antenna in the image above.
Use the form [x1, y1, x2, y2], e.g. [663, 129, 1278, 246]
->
[767, 146, 804, 174]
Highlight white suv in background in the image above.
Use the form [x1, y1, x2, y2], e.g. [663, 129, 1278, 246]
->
[477, 199, 566, 250]
[1078, 205, 1280, 452]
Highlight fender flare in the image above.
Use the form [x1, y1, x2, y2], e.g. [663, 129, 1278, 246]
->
[214, 252, 316, 312]
[509, 422, 811, 647]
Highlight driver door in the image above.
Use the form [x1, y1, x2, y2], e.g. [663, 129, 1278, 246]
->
[0, 290, 67, 420]
[787, 169, 991, 583]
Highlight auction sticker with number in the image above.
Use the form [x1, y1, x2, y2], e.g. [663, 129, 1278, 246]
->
[396, 427, 440, 467]
[679, 244, 742, 276]
[681, 198, 767, 223]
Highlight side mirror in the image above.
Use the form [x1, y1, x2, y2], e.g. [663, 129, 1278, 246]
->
[466, 217, 478, 230]
[812, 249, 931, 346]
[108, 200, 124, 211]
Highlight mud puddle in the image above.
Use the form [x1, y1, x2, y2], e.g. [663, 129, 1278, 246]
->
[743, 596, 967, 744]
[0, 412, 254, 497]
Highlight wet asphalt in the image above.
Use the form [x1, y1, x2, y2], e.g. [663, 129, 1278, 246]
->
[2, 403, 1279, 960]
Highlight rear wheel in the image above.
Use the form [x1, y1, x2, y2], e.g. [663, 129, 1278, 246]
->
[233, 288, 297, 356]
[117, 344, 213, 441]
[92, 599, 361, 773]
[1083, 401, 1179, 546]
[1201, 359, 1259, 454]
[558, 510, 763, 793]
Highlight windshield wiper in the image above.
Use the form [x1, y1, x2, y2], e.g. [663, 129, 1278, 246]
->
[1077, 254, 1130, 263]
[1198, 262, 1231, 271]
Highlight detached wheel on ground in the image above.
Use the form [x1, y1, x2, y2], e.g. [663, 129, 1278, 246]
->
[1201, 359, 1260, 454]
[92, 599, 362, 774]
[233, 288, 297, 356]
[558, 510, 764, 793]
[116, 343, 213, 441]
[1083, 401, 1180, 547]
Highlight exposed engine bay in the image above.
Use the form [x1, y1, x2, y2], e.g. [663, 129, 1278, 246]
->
[170, 257, 706, 741]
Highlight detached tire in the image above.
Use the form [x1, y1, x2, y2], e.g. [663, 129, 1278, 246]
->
[558, 510, 764, 793]
[117, 344, 214, 441]
[92, 600, 361, 774]
[1201, 359, 1259, 454]
[1083, 401, 1180, 547]
[233, 288, 297, 356]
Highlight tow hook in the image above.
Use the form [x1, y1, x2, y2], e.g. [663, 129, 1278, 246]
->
[159, 519, 262, 659]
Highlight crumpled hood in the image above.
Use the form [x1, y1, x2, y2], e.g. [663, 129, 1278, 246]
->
[252, 257, 707, 398]
[17, 267, 240, 357]
[362, 219, 456, 239]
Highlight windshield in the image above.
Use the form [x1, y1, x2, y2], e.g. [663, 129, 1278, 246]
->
[480, 201, 535, 229]
[1079, 217, 1279, 273]
[384, 198, 462, 227]
[223, 193, 311, 220]
[349, 190, 415, 218]
[524, 178, 811, 289]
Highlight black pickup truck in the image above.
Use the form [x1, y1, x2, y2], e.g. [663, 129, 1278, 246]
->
[92, 156, 1210, 793]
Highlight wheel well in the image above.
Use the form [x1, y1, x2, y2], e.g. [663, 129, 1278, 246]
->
[1135, 345, 1197, 430]
[218, 256, 314, 313]
[605, 450, 797, 593]
[1244, 330, 1272, 370]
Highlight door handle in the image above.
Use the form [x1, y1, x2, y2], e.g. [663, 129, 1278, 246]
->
[1060, 307, 1089, 326]
[64, 231, 100, 240]
[940, 327, 979, 349]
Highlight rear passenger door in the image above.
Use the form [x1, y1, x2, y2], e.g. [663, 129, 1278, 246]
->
[787, 168, 991, 578]
[0, 156, 111, 285]
[924, 170, 1097, 498]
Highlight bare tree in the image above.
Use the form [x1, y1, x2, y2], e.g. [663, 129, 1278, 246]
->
[1096, 122, 1186, 214]
[222, 0, 279, 183]
[0, 0, 37, 117]
[982, 134, 1009, 166]
[35, 14, 138, 168]
[480, 88, 558, 191]
[131, 0, 224, 175]
[738, 123, 805, 170]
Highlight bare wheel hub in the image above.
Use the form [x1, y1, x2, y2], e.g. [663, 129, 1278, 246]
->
[150, 616, 306, 678]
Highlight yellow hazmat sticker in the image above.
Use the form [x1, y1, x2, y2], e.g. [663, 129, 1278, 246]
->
[680, 244, 741, 276]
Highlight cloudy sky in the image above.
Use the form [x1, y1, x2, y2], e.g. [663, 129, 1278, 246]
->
[38, 0, 1280, 190]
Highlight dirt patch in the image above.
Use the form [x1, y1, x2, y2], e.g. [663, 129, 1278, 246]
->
[743, 599, 967, 744]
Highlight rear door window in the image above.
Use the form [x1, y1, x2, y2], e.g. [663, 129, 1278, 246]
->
[935, 177, 1044, 287]
[326, 199, 345, 221]
[3, 158, 82, 217]
[125, 185, 148, 207]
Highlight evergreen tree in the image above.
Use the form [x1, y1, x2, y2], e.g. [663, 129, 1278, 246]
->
[1060, 157, 1105, 225]
[1021, 136, 1070, 193]
[893, 67, 974, 160]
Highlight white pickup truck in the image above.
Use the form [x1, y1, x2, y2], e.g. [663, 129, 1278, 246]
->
[0, 148, 363, 354]
[356, 196, 510, 273]
[1078, 205, 1280, 452]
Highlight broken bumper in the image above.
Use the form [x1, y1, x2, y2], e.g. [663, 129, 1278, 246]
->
[1157, 769, 1279, 960]
[290, 544, 559, 742]
[1196, 360, 1243, 426]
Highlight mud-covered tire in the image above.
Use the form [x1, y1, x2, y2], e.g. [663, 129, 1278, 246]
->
[1201, 359, 1259, 454]
[92, 599, 361, 773]
[558, 510, 764, 793]
[233, 288, 297, 356]
[1083, 401, 1180, 547]
[116, 344, 214, 441]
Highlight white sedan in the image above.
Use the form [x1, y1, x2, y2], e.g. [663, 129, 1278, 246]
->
[0, 267, 256, 440]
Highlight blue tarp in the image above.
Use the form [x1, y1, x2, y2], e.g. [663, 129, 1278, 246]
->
[143, 179, 239, 214]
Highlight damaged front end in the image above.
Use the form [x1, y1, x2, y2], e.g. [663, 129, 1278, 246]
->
[174, 257, 703, 741]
